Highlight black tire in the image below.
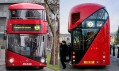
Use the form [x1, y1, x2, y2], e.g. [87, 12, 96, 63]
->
[6, 66, 11, 70]
[38, 66, 44, 69]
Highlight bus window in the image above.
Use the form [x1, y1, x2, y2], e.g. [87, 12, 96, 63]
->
[10, 10, 19, 18]
[9, 10, 43, 19]
[25, 10, 41, 19]
[43, 10, 46, 21]
[7, 34, 44, 57]
[88, 9, 108, 20]
[71, 13, 80, 24]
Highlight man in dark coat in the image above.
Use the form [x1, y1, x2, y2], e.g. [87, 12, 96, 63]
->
[60, 41, 68, 69]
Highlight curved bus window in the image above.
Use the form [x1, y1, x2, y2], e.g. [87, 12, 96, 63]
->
[9, 10, 45, 20]
[7, 34, 45, 59]
[73, 29, 98, 50]
[88, 9, 108, 20]
[72, 8, 109, 50]
[71, 13, 80, 24]
[77, 9, 109, 28]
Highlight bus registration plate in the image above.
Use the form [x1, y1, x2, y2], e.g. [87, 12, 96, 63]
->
[23, 62, 32, 65]
[84, 61, 95, 64]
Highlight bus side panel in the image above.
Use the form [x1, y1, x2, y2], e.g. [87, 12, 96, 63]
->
[74, 19, 110, 66]
[105, 19, 110, 65]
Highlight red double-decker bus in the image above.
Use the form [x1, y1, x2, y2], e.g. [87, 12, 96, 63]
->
[5, 3, 47, 69]
[68, 3, 110, 66]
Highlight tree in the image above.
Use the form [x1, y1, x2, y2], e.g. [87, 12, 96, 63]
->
[44, 0, 59, 65]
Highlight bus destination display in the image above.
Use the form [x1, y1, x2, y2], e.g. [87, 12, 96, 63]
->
[12, 24, 41, 31]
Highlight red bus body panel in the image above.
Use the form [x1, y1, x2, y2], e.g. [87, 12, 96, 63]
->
[74, 19, 110, 66]
[9, 3, 45, 10]
[6, 50, 46, 67]
[6, 3, 47, 67]
[7, 20, 47, 34]
[68, 3, 104, 30]
[68, 3, 110, 66]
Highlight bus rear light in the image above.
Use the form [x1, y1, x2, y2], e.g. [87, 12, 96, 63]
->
[103, 60, 105, 62]
[73, 52, 75, 54]
[96, 61, 99, 64]
[73, 60, 75, 62]
[72, 56, 75, 58]
[102, 52, 105, 54]
[103, 56, 105, 58]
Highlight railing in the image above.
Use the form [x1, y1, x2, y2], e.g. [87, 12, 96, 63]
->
[110, 45, 119, 58]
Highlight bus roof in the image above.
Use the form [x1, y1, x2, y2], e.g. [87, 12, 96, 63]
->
[68, 3, 104, 30]
[9, 3, 45, 10]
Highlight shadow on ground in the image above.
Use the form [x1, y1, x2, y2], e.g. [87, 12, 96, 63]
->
[6, 66, 44, 70]
[72, 66, 107, 69]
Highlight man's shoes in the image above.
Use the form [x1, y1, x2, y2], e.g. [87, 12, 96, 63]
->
[69, 61, 72, 65]
[63, 66, 66, 69]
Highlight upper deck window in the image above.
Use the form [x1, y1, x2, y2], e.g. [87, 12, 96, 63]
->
[9, 10, 45, 20]
[78, 8, 109, 28]
[71, 13, 80, 24]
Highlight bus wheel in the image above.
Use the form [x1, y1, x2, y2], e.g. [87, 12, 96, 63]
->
[38, 66, 44, 69]
[6, 66, 11, 70]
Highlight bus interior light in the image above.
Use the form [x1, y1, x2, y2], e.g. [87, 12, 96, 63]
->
[87, 21, 94, 27]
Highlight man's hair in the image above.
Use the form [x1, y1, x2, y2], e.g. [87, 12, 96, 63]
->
[62, 40, 66, 44]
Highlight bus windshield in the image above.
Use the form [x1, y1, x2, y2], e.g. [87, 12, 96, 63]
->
[8, 34, 46, 58]
[9, 10, 45, 19]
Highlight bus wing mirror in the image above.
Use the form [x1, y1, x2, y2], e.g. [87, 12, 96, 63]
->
[4, 30, 7, 40]
[3, 34, 7, 40]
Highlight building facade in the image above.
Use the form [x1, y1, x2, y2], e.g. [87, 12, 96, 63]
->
[60, 34, 71, 44]
[110, 33, 115, 45]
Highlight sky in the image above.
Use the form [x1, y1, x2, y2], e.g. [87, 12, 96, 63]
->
[60, 0, 119, 34]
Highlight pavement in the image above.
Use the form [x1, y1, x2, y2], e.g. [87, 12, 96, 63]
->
[0, 49, 5, 66]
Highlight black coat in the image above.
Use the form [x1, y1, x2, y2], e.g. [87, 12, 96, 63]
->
[60, 44, 68, 58]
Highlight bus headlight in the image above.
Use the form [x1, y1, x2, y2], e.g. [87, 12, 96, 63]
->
[40, 58, 45, 63]
[9, 58, 14, 63]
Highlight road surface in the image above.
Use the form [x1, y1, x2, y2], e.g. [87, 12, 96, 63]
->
[60, 48, 119, 71]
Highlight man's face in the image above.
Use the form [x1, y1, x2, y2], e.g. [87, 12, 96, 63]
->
[62, 42, 65, 45]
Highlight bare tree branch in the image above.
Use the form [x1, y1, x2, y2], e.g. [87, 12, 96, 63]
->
[44, 0, 59, 25]
[44, 0, 54, 36]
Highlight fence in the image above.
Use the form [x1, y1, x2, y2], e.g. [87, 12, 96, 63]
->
[110, 45, 119, 58]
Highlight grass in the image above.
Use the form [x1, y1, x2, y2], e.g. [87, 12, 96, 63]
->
[47, 53, 60, 71]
